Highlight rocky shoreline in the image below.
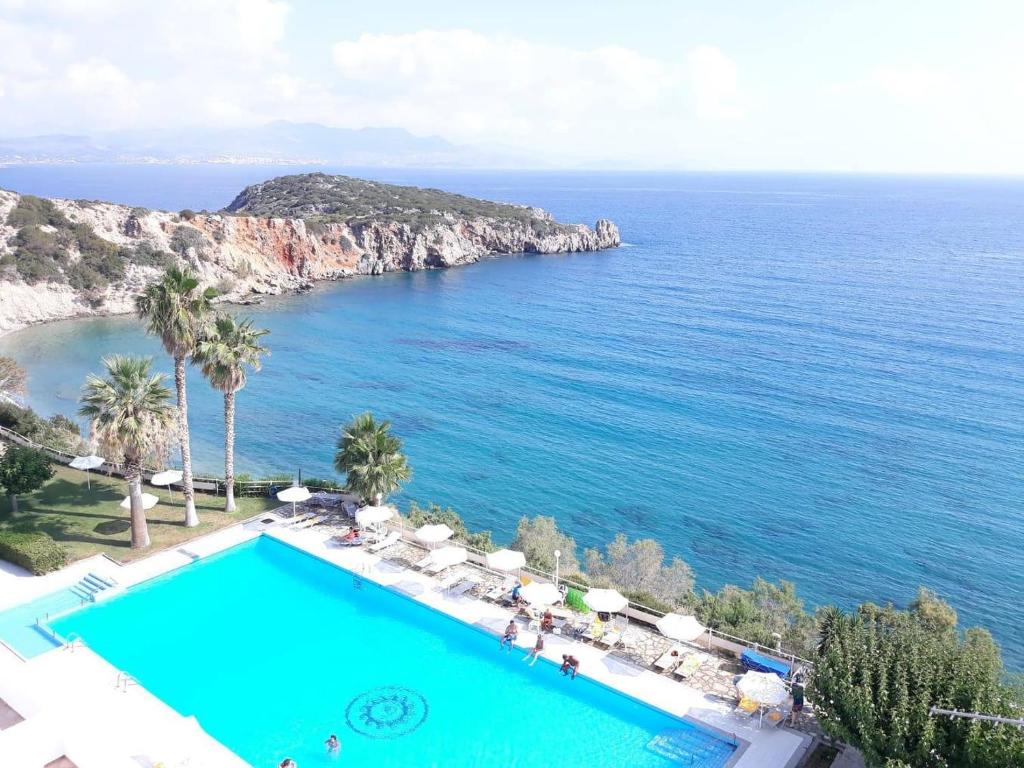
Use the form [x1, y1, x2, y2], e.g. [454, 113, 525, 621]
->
[0, 180, 620, 335]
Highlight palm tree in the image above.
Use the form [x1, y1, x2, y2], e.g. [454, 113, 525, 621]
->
[79, 356, 173, 549]
[194, 314, 269, 513]
[334, 412, 411, 505]
[135, 266, 216, 527]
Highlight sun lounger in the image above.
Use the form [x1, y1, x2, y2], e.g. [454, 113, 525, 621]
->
[673, 653, 704, 680]
[734, 697, 759, 718]
[367, 531, 401, 553]
[741, 648, 792, 678]
[448, 576, 480, 598]
[583, 618, 606, 642]
[286, 511, 316, 526]
[423, 559, 450, 575]
[654, 644, 687, 672]
[413, 554, 433, 569]
[291, 514, 327, 530]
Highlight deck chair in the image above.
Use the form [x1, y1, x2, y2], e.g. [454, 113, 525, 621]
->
[423, 559, 451, 575]
[583, 617, 606, 643]
[597, 618, 626, 649]
[734, 697, 759, 718]
[368, 531, 401, 553]
[673, 653, 704, 680]
[654, 644, 686, 672]
[413, 554, 433, 569]
[286, 511, 316, 526]
[447, 576, 481, 598]
[291, 514, 327, 530]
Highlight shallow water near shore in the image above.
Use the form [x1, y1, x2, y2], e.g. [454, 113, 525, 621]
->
[2, 166, 1023, 665]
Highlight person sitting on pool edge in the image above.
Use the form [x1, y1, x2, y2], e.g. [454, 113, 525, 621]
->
[560, 654, 579, 679]
[523, 632, 544, 666]
[500, 619, 518, 652]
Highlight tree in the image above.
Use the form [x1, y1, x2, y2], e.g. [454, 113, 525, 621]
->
[584, 534, 694, 608]
[333, 413, 410, 504]
[0, 447, 53, 514]
[509, 515, 579, 573]
[135, 266, 216, 527]
[0, 356, 27, 405]
[79, 356, 173, 548]
[813, 598, 1024, 768]
[194, 314, 269, 513]
[692, 578, 817, 657]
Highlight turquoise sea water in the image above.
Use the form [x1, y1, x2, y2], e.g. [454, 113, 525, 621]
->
[2, 166, 1023, 665]
[50, 536, 737, 768]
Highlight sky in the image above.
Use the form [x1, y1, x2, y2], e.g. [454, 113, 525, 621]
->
[0, 0, 1022, 173]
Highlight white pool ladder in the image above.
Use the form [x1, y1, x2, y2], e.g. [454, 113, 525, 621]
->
[116, 670, 139, 692]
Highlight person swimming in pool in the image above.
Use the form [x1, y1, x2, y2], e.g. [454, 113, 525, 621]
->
[325, 734, 340, 753]
[500, 619, 518, 651]
[279, 759, 297, 768]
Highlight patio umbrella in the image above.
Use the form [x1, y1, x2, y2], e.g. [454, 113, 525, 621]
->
[120, 493, 159, 510]
[519, 581, 561, 606]
[583, 588, 628, 613]
[68, 454, 104, 490]
[428, 545, 467, 569]
[150, 469, 183, 501]
[356, 505, 394, 527]
[276, 485, 311, 516]
[737, 671, 789, 726]
[415, 523, 454, 548]
[485, 549, 526, 573]
[656, 613, 706, 642]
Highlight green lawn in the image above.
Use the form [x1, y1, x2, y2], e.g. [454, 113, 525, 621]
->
[0, 465, 279, 563]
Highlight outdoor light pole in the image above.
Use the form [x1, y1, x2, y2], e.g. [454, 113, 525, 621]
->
[554, 549, 561, 588]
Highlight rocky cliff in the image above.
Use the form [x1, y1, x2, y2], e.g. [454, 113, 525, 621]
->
[0, 174, 619, 334]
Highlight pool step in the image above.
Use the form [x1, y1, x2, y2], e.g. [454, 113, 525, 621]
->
[72, 573, 119, 603]
[647, 729, 734, 766]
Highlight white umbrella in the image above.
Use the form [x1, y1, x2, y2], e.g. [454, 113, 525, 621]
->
[656, 613, 706, 642]
[415, 523, 454, 547]
[583, 588, 628, 613]
[485, 549, 526, 573]
[120, 493, 159, 511]
[276, 485, 311, 516]
[428, 545, 467, 568]
[737, 671, 790, 726]
[356, 505, 394, 527]
[519, 581, 561, 606]
[150, 469, 183, 501]
[69, 454, 104, 490]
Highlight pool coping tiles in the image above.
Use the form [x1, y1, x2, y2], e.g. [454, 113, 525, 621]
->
[0, 518, 811, 768]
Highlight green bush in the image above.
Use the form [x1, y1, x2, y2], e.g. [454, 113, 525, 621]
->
[121, 243, 174, 269]
[0, 402, 43, 436]
[179, 209, 196, 221]
[170, 225, 209, 256]
[0, 530, 69, 574]
[6, 195, 69, 229]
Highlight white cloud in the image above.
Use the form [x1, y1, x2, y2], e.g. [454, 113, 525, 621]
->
[689, 45, 745, 120]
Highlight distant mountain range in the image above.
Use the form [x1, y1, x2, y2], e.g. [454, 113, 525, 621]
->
[0, 122, 532, 168]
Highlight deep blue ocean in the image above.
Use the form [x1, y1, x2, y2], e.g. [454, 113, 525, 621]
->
[2, 165, 1022, 664]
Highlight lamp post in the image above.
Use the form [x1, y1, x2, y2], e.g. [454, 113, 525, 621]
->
[554, 549, 561, 589]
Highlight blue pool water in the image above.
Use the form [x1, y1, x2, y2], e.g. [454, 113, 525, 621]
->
[49, 536, 736, 768]
[0, 588, 79, 658]
[1, 166, 1023, 665]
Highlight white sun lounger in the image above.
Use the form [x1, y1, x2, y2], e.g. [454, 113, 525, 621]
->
[414, 554, 433, 569]
[286, 511, 316, 526]
[291, 514, 327, 530]
[423, 559, 451, 576]
[367, 531, 401, 553]
[448, 577, 480, 598]
[654, 644, 687, 672]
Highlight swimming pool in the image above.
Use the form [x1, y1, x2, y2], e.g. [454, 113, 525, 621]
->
[49, 537, 737, 767]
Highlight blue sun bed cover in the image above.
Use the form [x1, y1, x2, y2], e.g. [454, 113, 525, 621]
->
[741, 648, 791, 678]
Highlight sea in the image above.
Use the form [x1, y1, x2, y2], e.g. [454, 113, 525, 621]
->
[1, 165, 1022, 665]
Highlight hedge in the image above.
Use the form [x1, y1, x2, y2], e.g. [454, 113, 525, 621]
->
[0, 530, 69, 574]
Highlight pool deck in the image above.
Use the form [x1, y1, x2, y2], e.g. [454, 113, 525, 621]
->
[0, 517, 812, 768]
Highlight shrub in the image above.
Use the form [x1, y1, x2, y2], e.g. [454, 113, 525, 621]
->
[584, 534, 694, 609]
[407, 501, 495, 552]
[122, 243, 174, 269]
[509, 515, 578, 573]
[169, 225, 209, 257]
[0, 530, 69, 574]
[6, 195, 69, 229]
[179, 209, 196, 221]
[0, 402, 43, 436]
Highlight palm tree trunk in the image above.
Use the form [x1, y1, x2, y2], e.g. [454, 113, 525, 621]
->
[8, 495, 17, 514]
[124, 458, 151, 548]
[224, 390, 236, 513]
[175, 354, 199, 527]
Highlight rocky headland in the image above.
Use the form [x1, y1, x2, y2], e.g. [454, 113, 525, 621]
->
[0, 173, 620, 334]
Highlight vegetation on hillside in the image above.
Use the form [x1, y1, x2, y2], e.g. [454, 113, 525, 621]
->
[224, 172, 572, 234]
[1, 194, 173, 291]
[334, 412, 411, 504]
